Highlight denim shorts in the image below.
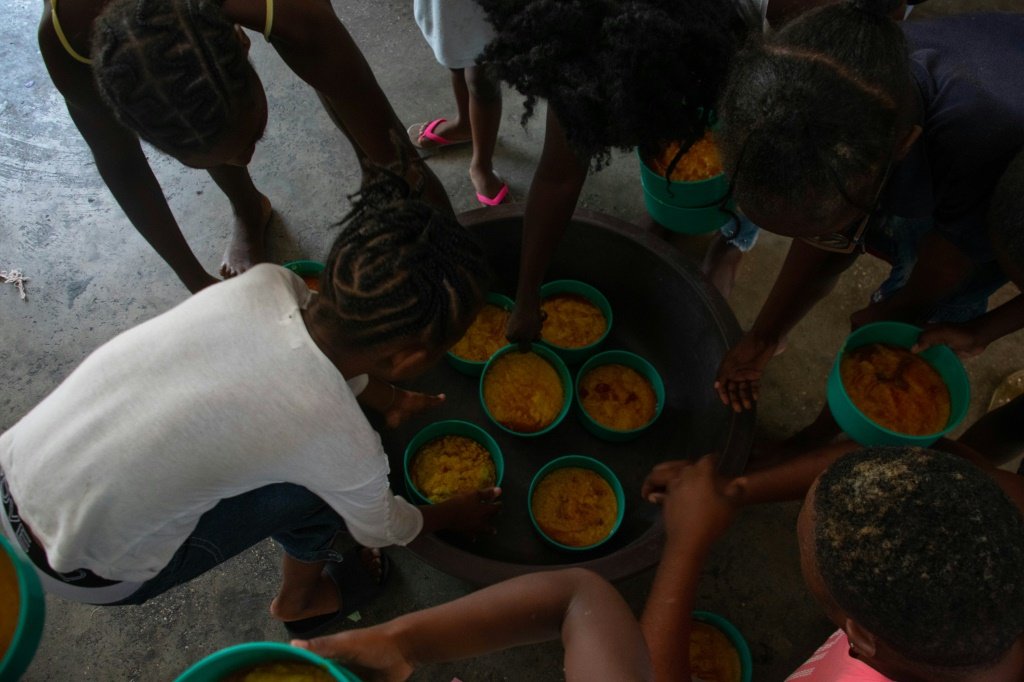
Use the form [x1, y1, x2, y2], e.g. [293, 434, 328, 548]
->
[720, 213, 760, 252]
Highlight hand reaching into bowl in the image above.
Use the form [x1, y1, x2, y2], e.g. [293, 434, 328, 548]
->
[714, 333, 779, 412]
[912, 323, 988, 359]
[384, 389, 446, 429]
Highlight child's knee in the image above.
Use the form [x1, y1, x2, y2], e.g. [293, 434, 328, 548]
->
[466, 65, 501, 102]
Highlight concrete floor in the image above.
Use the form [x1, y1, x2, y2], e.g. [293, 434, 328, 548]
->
[2, 0, 1022, 680]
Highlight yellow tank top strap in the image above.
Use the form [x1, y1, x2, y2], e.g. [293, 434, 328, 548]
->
[263, 0, 274, 41]
[50, 0, 93, 65]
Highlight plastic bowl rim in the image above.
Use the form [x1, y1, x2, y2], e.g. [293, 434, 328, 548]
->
[479, 343, 574, 438]
[574, 349, 665, 436]
[402, 419, 505, 505]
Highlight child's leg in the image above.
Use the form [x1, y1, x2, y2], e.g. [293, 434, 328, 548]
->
[409, 69, 473, 147]
[465, 64, 505, 199]
[269, 548, 382, 621]
[206, 165, 273, 279]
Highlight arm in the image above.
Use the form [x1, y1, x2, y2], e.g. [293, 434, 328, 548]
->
[356, 377, 445, 428]
[294, 568, 652, 682]
[913, 294, 1024, 359]
[505, 108, 590, 343]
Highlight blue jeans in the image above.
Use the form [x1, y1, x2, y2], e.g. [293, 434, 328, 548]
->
[720, 213, 759, 252]
[113, 484, 345, 605]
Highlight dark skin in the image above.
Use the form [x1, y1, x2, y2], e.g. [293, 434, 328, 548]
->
[39, 0, 452, 293]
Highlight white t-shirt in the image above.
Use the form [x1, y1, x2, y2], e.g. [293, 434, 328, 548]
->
[0, 264, 422, 582]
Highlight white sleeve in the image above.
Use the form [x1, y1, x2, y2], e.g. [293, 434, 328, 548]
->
[316, 474, 424, 548]
[346, 374, 369, 397]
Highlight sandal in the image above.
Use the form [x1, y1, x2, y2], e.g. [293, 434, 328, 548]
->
[408, 118, 471, 151]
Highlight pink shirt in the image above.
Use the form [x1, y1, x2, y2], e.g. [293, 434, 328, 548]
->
[786, 631, 894, 682]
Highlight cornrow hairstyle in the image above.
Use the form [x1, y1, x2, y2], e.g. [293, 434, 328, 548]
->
[92, 0, 251, 154]
[475, 0, 750, 170]
[988, 146, 1024, 283]
[718, 0, 914, 230]
[316, 169, 490, 349]
[814, 447, 1024, 671]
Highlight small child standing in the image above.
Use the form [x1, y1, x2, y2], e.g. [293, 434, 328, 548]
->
[408, 0, 507, 206]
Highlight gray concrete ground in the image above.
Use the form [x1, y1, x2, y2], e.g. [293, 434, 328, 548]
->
[2, 0, 1022, 680]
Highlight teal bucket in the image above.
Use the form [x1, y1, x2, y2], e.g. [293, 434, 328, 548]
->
[692, 611, 754, 682]
[574, 350, 665, 442]
[528, 455, 625, 551]
[539, 280, 613, 365]
[637, 149, 734, 235]
[403, 419, 505, 505]
[446, 292, 516, 376]
[175, 642, 360, 681]
[0, 535, 45, 681]
[480, 344, 573, 437]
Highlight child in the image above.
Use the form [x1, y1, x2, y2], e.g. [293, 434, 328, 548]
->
[40, 0, 451, 293]
[713, 3, 1024, 412]
[0, 171, 499, 636]
[408, 0, 507, 206]
[641, 448, 1024, 681]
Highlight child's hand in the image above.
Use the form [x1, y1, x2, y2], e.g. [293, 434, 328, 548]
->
[434, 487, 502, 537]
[714, 333, 778, 412]
[384, 390, 445, 429]
[293, 627, 412, 682]
[506, 301, 544, 345]
[642, 455, 743, 553]
[912, 323, 987, 359]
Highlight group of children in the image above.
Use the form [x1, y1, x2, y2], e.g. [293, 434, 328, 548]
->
[4, 0, 1023, 679]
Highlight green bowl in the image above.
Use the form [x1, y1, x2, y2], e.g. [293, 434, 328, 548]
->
[528, 455, 625, 551]
[446, 293, 516, 376]
[574, 350, 666, 442]
[0, 535, 45, 681]
[480, 344, 573, 438]
[640, 175, 736, 235]
[637, 147, 730, 207]
[539, 280, 613, 364]
[174, 642, 360, 681]
[403, 420, 505, 505]
[282, 260, 326, 291]
[692, 611, 753, 682]
[826, 321, 970, 447]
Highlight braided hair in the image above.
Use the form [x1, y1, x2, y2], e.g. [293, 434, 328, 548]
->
[476, 0, 750, 170]
[989, 147, 1024, 283]
[718, 0, 914, 231]
[314, 170, 490, 349]
[92, 0, 251, 154]
[813, 447, 1024, 670]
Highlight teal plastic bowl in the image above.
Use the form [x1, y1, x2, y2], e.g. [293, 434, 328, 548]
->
[528, 455, 625, 551]
[283, 260, 325, 291]
[0, 536, 45, 681]
[826, 321, 970, 447]
[480, 344, 573, 438]
[403, 420, 505, 505]
[446, 293, 516, 376]
[640, 174, 736, 235]
[575, 350, 665, 442]
[539, 280, 613, 364]
[174, 642, 360, 681]
[637, 147, 729, 207]
[692, 611, 754, 682]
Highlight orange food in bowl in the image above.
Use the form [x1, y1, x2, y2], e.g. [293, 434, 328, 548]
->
[410, 435, 496, 503]
[221, 661, 334, 681]
[0, 551, 17, 660]
[531, 468, 617, 547]
[840, 343, 951, 435]
[483, 351, 564, 433]
[579, 364, 657, 431]
[647, 131, 723, 182]
[540, 294, 607, 349]
[450, 303, 511, 362]
[302, 275, 320, 293]
[689, 621, 742, 682]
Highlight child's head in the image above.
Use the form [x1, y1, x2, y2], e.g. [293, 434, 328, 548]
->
[92, 0, 268, 168]
[989, 148, 1024, 286]
[310, 170, 490, 379]
[476, 0, 748, 169]
[799, 446, 1024, 675]
[718, 0, 916, 237]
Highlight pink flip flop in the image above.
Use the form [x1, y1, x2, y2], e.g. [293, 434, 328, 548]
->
[408, 118, 470, 150]
[477, 183, 510, 207]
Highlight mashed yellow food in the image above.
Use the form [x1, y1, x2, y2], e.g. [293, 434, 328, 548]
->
[483, 351, 564, 433]
[410, 435, 497, 503]
[302, 275, 320, 292]
[690, 621, 742, 682]
[0, 551, 17, 660]
[840, 343, 951, 435]
[450, 303, 511, 362]
[221, 662, 334, 682]
[579, 364, 657, 431]
[531, 467, 617, 547]
[647, 131, 723, 182]
[541, 294, 607, 348]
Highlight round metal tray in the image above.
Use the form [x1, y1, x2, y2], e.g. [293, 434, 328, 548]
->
[379, 204, 754, 585]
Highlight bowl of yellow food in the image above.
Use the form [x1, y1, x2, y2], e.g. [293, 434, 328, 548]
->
[575, 350, 665, 442]
[0, 535, 45, 681]
[447, 293, 515, 376]
[480, 344, 573, 437]
[827, 321, 970, 447]
[403, 420, 504, 505]
[174, 642, 359, 681]
[690, 611, 753, 682]
[539, 280, 612, 364]
[283, 260, 325, 293]
[528, 455, 624, 551]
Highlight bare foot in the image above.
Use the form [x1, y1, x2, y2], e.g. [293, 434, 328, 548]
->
[408, 117, 472, 150]
[470, 165, 506, 202]
[269, 548, 381, 622]
[220, 194, 272, 279]
[701, 233, 743, 299]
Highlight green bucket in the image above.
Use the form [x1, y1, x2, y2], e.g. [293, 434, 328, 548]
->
[0, 535, 45, 681]
[637, 149, 735, 235]
[403, 420, 505, 505]
[282, 260, 325, 291]
[692, 611, 753, 682]
[826, 321, 970, 447]
[527, 455, 625, 551]
[480, 344, 573, 437]
[539, 280, 613, 365]
[175, 642, 360, 681]
[574, 350, 665, 442]
[446, 292, 516, 376]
